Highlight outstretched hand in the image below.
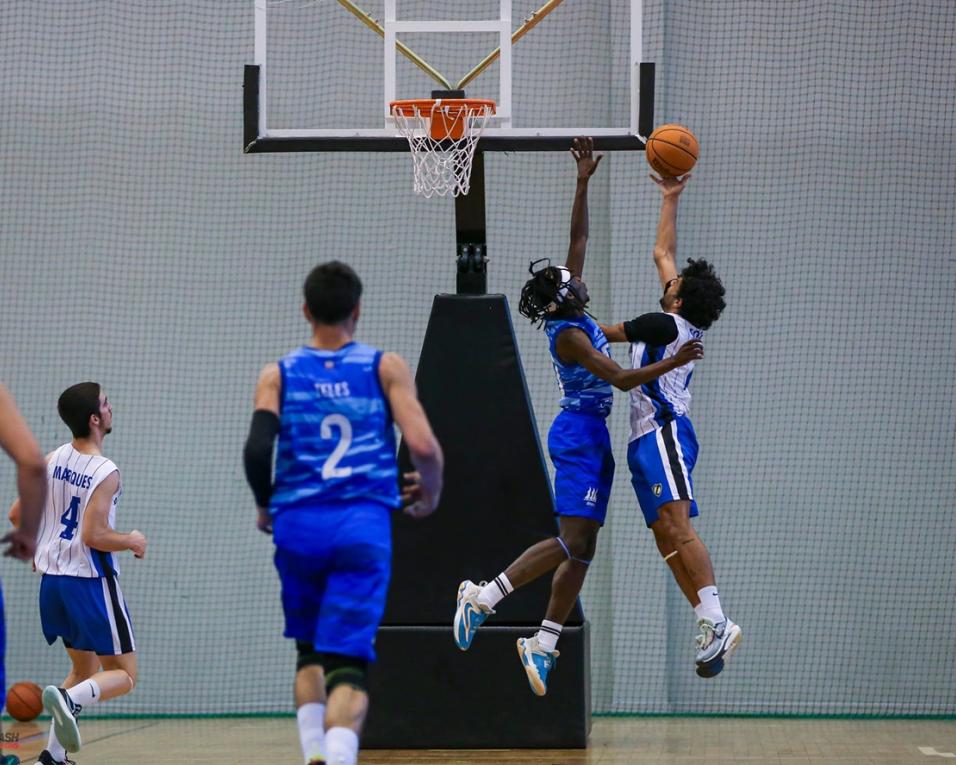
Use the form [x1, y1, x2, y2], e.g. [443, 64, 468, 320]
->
[650, 173, 691, 198]
[571, 137, 603, 181]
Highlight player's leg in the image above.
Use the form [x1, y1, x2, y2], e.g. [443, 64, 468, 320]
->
[41, 647, 100, 763]
[517, 417, 613, 695]
[651, 522, 699, 606]
[636, 419, 741, 674]
[311, 503, 391, 765]
[455, 412, 607, 652]
[273, 539, 332, 765]
[294, 643, 329, 765]
[41, 573, 136, 753]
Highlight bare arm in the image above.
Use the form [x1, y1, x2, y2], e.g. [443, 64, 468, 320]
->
[565, 137, 603, 277]
[378, 352, 443, 519]
[80, 471, 146, 557]
[253, 363, 281, 415]
[598, 323, 628, 343]
[555, 329, 702, 392]
[0, 385, 47, 560]
[650, 174, 691, 288]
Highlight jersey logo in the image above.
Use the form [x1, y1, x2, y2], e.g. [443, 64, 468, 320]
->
[583, 487, 599, 505]
[652, 483, 663, 497]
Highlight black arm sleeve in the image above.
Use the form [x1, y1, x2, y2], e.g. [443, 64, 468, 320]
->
[622, 312, 680, 346]
[244, 410, 280, 508]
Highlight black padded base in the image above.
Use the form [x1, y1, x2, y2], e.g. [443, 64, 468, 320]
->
[363, 623, 591, 749]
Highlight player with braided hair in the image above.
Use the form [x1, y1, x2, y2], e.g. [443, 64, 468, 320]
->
[453, 138, 702, 696]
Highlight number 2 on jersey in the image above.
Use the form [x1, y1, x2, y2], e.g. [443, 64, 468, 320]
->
[321, 414, 353, 480]
[59, 495, 81, 540]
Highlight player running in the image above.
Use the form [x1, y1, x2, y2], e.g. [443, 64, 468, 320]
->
[8, 383, 146, 764]
[244, 261, 443, 765]
[601, 173, 740, 677]
[453, 138, 702, 696]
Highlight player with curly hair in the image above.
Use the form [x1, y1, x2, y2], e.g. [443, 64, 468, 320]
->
[453, 139, 703, 697]
[601, 173, 740, 678]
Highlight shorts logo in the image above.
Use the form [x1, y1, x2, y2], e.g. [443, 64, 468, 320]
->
[652, 483, 663, 497]
[583, 487, 598, 506]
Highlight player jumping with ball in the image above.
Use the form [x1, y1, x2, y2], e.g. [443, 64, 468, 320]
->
[601, 173, 741, 677]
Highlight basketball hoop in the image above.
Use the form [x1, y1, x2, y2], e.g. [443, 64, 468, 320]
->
[390, 98, 496, 198]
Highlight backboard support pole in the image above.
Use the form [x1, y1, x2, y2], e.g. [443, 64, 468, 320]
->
[454, 152, 488, 295]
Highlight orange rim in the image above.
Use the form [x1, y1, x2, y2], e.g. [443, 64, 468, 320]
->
[390, 98, 496, 141]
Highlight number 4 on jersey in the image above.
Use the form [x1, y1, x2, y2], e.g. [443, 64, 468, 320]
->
[59, 495, 81, 540]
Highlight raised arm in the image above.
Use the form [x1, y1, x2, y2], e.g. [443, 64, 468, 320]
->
[565, 137, 603, 277]
[0, 384, 47, 560]
[650, 174, 691, 288]
[81, 471, 146, 557]
[244, 363, 281, 534]
[378, 352, 443, 519]
[555, 329, 702, 392]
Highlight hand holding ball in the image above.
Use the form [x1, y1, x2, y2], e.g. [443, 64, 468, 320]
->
[646, 124, 698, 177]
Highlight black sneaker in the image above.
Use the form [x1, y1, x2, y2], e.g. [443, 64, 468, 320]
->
[37, 750, 75, 765]
[41, 687, 82, 753]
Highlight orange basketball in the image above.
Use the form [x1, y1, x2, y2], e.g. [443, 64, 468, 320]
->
[6, 681, 43, 722]
[646, 124, 699, 177]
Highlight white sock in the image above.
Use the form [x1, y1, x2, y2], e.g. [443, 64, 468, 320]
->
[325, 726, 359, 765]
[535, 619, 563, 653]
[66, 679, 102, 708]
[47, 726, 66, 760]
[696, 586, 725, 624]
[296, 702, 326, 764]
[477, 573, 513, 610]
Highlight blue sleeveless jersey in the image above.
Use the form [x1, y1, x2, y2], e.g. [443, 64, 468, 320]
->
[271, 343, 400, 514]
[544, 315, 614, 417]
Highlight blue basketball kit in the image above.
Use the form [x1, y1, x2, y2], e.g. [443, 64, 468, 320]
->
[270, 342, 400, 661]
[626, 313, 703, 526]
[543, 315, 615, 525]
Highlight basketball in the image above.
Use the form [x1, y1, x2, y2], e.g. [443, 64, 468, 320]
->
[5, 681, 43, 722]
[646, 124, 699, 177]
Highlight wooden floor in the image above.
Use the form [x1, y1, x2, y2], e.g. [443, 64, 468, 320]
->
[2, 716, 954, 764]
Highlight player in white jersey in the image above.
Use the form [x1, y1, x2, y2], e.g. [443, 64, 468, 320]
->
[602, 174, 741, 678]
[8, 383, 146, 764]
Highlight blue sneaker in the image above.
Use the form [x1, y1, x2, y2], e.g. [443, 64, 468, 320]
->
[42, 686, 82, 753]
[516, 636, 560, 696]
[695, 618, 742, 677]
[453, 580, 492, 651]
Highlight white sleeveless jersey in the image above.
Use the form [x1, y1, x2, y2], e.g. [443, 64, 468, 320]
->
[34, 443, 123, 578]
[628, 313, 704, 441]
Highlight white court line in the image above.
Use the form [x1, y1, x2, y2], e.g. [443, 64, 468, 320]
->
[920, 747, 956, 758]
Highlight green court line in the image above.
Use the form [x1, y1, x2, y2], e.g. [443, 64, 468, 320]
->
[4, 712, 954, 722]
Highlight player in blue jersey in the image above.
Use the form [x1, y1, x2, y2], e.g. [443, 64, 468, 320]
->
[244, 261, 443, 765]
[601, 173, 739, 678]
[452, 138, 703, 696]
[0, 383, 47, 740]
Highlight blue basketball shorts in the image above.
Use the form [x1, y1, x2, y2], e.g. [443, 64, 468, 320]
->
[272, 501, 392, 662]
[627, 416, 700, 527]
[40, 574, 136, 655]
[547, 409, 615, 526]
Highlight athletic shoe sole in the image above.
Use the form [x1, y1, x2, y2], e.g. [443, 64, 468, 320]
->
[42, 686, 81, 752]
[516, 638, 547, 697]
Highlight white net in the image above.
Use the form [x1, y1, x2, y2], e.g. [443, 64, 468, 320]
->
[390, 100, 495, 197]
